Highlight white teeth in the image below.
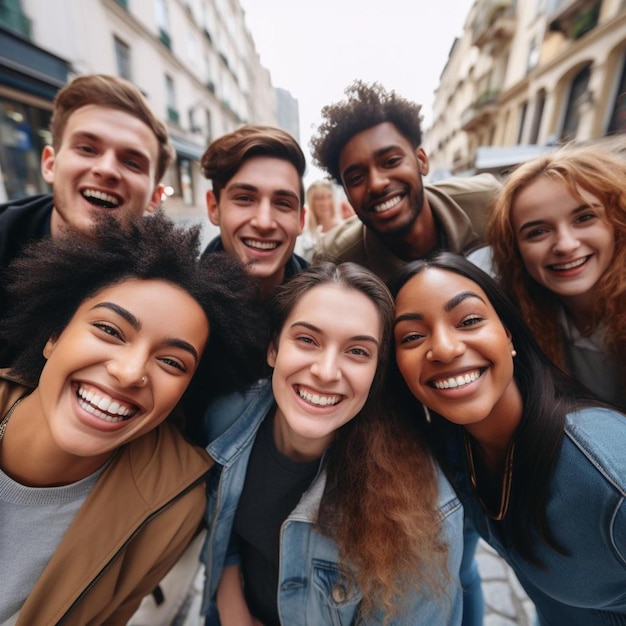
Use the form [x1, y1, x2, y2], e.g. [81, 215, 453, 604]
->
[82, 189, 119, 206]
[77, 386, 136, 421]
[373, 195, 402, 213]
[297, 388, 341, 407]
[244, 239, 278, 250]
[550, 257, 588, 271]
[433, 370, 481, 390]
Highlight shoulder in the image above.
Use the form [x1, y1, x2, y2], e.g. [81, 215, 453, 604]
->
[313, 216, 366, 264]
[430, 173, 502, 199]
[563, 407, 626, 494]
[205, 379, 274, 449]
[122, 423, 213, 498]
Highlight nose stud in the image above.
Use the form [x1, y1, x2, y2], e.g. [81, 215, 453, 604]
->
[141, 376, 146, 385]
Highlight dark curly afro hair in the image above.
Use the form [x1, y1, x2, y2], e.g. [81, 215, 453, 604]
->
[0, 211, 270, 402]
[310, 80, 423, 184]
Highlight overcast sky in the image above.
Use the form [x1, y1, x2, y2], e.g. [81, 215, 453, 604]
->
[238, 0, 474, 184]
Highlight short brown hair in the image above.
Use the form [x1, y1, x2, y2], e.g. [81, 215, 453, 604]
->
[50, 74, 175, 183]
[200, 125, 306, 206]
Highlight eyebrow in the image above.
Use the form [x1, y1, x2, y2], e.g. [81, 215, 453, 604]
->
[91, 302, 199, 362]
[518, 203, 600, 234]
[290, 321, 379, 345]
[393, 290, 486, 327]
[227, 182, 300, 203]
[71, 131, 151, 162]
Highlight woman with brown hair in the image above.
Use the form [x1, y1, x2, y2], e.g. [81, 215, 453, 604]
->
[487, 144, 626, 408]
[200, 262, 463, 625]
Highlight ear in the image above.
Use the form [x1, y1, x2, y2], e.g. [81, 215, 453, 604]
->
[145, 184, 164, 214]
[43, 336, 58, 359]
[415, 147, 429, 176]
[206, 190, 220, 226]
[267, 342, 277, 368]
[41, 145, 56, 184]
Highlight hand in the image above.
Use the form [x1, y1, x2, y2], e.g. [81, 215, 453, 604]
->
[216, 565, 264, 626]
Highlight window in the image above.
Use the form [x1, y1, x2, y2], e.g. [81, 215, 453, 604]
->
[165, 74, 179, 123]
[114, 37, 131, 80]
[607, 57, 626, 135]
[560, 64, 591, 142]
[517, 101, 528, 144]
[529, 89, 546, 144]
[155, 0, 171, 48]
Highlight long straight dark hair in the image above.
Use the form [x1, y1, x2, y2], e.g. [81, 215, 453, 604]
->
[388, 252, 601, 566]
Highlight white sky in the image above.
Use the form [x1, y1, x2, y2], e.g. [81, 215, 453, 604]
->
[239, 0, 474, 185]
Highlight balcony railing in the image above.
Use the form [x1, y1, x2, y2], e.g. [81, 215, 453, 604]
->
[461, 90, 500, 131]
[548, 0, 601, 39]
[472, 0, 516, 49]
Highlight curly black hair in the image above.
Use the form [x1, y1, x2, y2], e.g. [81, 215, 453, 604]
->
[0, 211, 269, 399]
[310, 80, 423, 184]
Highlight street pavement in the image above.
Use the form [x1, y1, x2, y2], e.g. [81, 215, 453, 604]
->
[477, 540, 536, 626]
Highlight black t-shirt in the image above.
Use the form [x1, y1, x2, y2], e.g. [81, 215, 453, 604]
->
[233, 411, 320, 625]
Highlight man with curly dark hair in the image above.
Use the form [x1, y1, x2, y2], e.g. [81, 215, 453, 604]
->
[310, 81, 501, 282]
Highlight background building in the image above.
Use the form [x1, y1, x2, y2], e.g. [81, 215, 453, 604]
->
[0, 0, 300, 238]
[425, 0, 626, 178]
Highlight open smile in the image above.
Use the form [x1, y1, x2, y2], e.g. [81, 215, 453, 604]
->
[75, 383, 138, 423]
[428, 368, 486, 390]
[371, 193, 404, 214]
[243, 238, 279, 251]
[548, 255, 590, 272]
[295, 385, 343, 407]
[81, 188, 121, 209]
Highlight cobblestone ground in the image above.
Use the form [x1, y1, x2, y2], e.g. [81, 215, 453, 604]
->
[477, 540, 536, 626]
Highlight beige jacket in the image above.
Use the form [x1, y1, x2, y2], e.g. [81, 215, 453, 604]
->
[314, 174, 501, 283]
[0, 373, 212, 625]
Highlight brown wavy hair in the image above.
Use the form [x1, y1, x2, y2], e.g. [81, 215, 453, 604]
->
[200, 125, 306, 206]
[269, 262, 449, 619]
[50, 74, 174, 183]
[487, 144, 626, 376]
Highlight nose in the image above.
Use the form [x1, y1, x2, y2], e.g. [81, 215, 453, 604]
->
[426, 327, 465, 363]
[368, 166, 389, 194]
[106, 349, 148, 388]
[552, 226, 580, 255]
[310, 349, 342, 383]
[250, 198, 276, 231]
[92, 150, 121, 181]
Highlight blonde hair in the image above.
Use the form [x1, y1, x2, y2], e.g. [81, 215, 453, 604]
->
[488, 143, 626, 370]
[305, 180, 340, 232]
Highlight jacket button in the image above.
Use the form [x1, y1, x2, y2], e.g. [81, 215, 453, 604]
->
[332, 584, 346, 603]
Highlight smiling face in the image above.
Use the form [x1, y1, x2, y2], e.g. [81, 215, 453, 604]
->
[207, 156, 305, 295]
[512, 177, 615, 313]
[33, 278, 208, 470]
[338, 122, 428, 238]
[267, 284, 381, 461]
[41, 105, 163, 239]
[394, 268, 522, 439]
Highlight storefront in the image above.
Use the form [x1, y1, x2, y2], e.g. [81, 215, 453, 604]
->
[0, 25, 70, 201]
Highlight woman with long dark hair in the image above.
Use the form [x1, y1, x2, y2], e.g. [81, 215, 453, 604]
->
[390, 252, 626, 626]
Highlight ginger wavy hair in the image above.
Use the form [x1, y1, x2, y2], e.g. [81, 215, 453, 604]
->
[487, 144, 626, 375]
[269, 263, 450, 620]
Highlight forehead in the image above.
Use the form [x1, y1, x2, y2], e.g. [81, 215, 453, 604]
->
[339, 122, 412, 169]
[396, 268, 488, 311]
[283, 284, 382, 335]
[227, 156, 301, 196]
[79, 278, 203, 318]
[62, 104, 158, 152]
[512, 176, 601, 222]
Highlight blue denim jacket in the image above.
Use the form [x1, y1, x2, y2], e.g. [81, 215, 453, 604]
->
[201, 380, 464, 625]
[447, 407, 626, 626]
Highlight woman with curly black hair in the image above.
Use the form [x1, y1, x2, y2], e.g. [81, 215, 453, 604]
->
[0, 211, 266, 625]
